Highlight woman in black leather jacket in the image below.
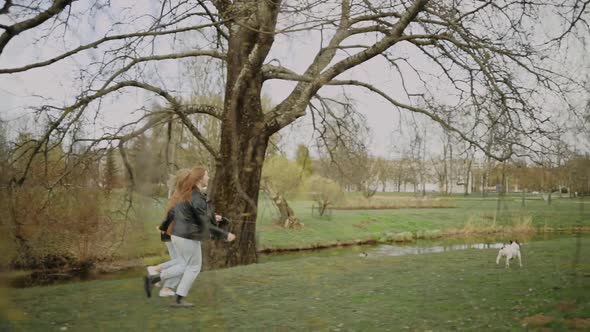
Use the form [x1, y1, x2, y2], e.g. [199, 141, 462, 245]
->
[143, 166, 236, 307]
[146, 168, 191, 297]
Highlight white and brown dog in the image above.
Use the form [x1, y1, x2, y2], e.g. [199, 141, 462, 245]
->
[496, 240, 522, 268]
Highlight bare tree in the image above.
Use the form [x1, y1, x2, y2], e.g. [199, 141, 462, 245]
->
[407, 129, 426, 194]
[458, 145, 476, 196]
[260, 155, 304, 229]
[373, 157, 394, 193]
[2, 0, 589, 268]
[313, 97, 371, 192]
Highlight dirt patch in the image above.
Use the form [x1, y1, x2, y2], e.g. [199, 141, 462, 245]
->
[556, 302, 577, 312]
[566, 318, 590, 331]
[522, 314, 555, 326]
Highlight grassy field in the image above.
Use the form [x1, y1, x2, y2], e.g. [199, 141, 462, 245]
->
[1, 236, 588, 331]
[129, 193, 589, 258]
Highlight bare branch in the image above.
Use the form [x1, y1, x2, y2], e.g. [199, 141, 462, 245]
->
[13, 80, 219, 185]
[320, 0, 429, 84]
[0, 0, 12, 15]
[546, 0, 590, 44]
[266, 0, 430, 135]
[99, 50, 227, 89]
[196, 0, 229, 41]
[0, 0, 74, 55]
[0, 21, 230, 74]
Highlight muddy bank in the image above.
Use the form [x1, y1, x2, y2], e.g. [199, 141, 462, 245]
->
[258, 239, 379, 253]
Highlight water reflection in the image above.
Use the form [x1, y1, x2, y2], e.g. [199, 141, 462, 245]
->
[372, 242, 505, 257]
[258, 232, 568, 263]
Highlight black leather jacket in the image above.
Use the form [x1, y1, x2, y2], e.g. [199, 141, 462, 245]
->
[164, 190, 229, 241]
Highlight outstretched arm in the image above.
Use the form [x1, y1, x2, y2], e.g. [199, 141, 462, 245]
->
[159, 209, 175, 232]
[209, 224, 234, 241]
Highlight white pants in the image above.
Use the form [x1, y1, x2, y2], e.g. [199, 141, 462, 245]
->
[159, 241, 180, 288]
[159, 235, 202, 297]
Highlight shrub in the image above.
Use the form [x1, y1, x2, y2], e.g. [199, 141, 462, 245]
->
[448, 212, 534, 236]
[415, 229, 442, 240]
[304, 175, 344, 217]
[2, 185, 120, 271]
[379, 231, 414, 243]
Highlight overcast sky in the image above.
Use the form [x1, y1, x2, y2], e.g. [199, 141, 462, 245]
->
[1, 1, 588, 160]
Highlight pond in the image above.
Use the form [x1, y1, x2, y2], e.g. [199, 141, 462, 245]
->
[258, 232, 577, 263]
[4, 233, 585, 288]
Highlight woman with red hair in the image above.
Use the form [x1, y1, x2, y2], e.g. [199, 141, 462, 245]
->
[146, 168, 191, 297]
[143, 166, 235, 307]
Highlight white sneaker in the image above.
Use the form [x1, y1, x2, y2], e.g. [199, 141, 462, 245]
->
[159, 288, 175, 297]
[147, 266, 159, 276]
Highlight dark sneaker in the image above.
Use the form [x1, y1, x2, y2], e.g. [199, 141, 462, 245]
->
[143, 276, 153, 298]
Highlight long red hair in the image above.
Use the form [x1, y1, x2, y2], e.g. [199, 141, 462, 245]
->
[167, 168, 191, 198]
[166, 166, 207, 212]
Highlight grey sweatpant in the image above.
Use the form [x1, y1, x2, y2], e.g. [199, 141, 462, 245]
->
[160, 235, 202, 297]
[159, 241, 180, 289]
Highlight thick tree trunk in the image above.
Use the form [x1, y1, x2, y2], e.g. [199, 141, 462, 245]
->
[202, 4, 278, 269]
[203, 75, 269, 268]
[204, 122, 269, 269]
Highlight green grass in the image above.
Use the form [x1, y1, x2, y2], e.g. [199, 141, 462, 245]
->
[130, 193, 589, 257]
[2, 236, 588, 331]
[254, 194, 588, 250]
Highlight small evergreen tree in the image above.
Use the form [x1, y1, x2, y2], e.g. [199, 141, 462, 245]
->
[103, 149, 118, 194]
[295, 144, 313, 177]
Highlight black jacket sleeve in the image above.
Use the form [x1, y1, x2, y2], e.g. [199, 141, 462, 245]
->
[209, 223, 229, 240]
[191, 192, 229, 241]
[159, 208, 174, 232]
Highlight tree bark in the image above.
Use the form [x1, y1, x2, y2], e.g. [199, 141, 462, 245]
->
[202, 1, 279, 269]
[263, 184, 301, 228]
[204, 120, 269, 269]
[203, 78, 270, 268]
